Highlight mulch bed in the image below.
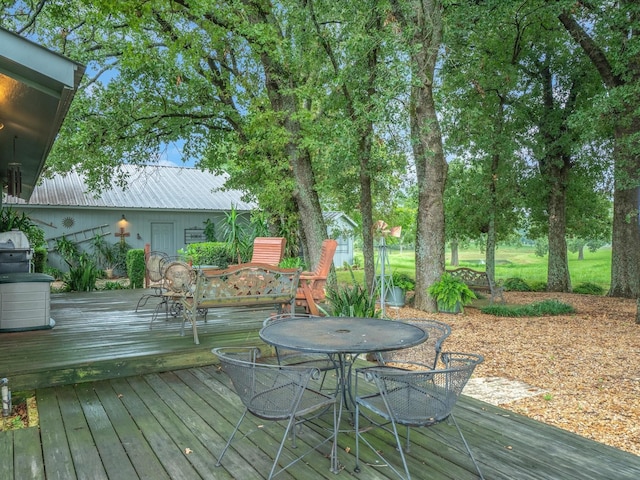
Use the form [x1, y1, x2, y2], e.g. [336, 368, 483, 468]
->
[387, 291, 640, 457]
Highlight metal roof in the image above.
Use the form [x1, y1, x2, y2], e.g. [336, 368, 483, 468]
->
[3, 164, 256, 212]
[0, 27, 85, 200]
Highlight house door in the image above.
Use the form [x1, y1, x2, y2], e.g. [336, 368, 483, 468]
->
[151, 222, 175, 256]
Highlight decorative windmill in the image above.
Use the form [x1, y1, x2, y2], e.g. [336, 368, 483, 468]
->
[371, 220, 402, 318]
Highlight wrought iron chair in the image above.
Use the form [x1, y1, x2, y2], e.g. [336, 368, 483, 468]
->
[135, 251, 169, 311]
[262, 314, 339, 391]
[375, 319, 451, 370]
[212, 346, 339, 479]
[149, 260, 195, 328]
[354, 352, 485, 480]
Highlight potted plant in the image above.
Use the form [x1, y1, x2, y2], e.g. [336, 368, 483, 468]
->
[427, 272, 476, 313]
[386, 271, 415, 307]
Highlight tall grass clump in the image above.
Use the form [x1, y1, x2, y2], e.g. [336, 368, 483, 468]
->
[323, 267, 379, 317]
[482, 299, 575, 317]
[573, 282, 605, 295]
[503, 277, 532, 292]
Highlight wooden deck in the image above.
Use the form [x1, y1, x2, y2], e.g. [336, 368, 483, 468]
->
[1, 289, 639, 479]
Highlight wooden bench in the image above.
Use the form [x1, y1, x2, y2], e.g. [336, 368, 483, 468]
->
[179, 263, 301, 344]
[446, 267, 505, 303]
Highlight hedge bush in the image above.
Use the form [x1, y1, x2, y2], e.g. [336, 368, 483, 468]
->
[126, 249, 145, 288]
[180, 242, 233, 268]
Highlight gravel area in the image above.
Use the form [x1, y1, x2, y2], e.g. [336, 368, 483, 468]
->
[385, 292, 640, 457]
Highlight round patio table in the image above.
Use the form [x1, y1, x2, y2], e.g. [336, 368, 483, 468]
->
[259, 316, 428, 410]
[260, 316, 428, 355]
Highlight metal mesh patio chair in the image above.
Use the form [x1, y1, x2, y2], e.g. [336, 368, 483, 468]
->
[354, 352, 485, 480]
[135, 251, 169, 311]
[375, 319, 451, 370]
[262, 314, 339, 391]
[212, 346, 339, 479]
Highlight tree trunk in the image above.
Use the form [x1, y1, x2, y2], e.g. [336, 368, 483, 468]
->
[450, 239, 459, 266]
[394, 0, 445, 312]
[609, 166, 640, 297]
[558, 7, 640, 298]
[546, 165, 571, 292]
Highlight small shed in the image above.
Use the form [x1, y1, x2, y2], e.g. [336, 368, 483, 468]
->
[324, 211, 357, 268]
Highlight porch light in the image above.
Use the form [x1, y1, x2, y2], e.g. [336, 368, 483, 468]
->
[115, 215, 130, 245]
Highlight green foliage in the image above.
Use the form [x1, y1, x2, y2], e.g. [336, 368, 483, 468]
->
[481, 299, 575, 317]
[101, 281, 126, 290]
[32, 247, 47, 273]
[203, 219, 216, 242]
[279, 257, 306, 269]
[573, 282, 605, 295]
[65, 253, 98, 292]
[44, 266, 64, 281]
[180, 242, 232, 268]
[222, 205, 250, 263]
[0, 208, 46, 249]
[534, 238, 548, 257]
[392, 271, 415, 291]
[126, 249, 145, 288]
[529, 281, 548, 292]
[323, 268, 379, 317]
[427, 273, 477, 311]
[55, 237, 80, 267]
[91, 235, 126, 272]
[503, 277, 532, 292]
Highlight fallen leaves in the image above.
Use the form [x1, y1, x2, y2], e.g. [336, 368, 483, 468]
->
[388, 291, 640, 456]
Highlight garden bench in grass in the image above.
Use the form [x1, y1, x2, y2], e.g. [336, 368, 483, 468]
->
[447, 267, 505, 303]
[178, 263, 300, 344]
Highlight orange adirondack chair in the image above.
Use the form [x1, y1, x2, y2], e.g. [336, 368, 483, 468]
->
[250, 237, 286, 265]
[295, 239, 338, 316]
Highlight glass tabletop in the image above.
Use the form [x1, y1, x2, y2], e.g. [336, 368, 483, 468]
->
[259, 316, 428, 355]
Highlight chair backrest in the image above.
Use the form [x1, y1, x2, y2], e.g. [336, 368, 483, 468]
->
[212, 346, 319, 420]
[378, 319, 451, 369]
[306, 239, 338, 277]
[163, 261, 194, 293]
[144, 251, 169, 285]
[365, 352, 483, 426]
[250, 237, 287, 265]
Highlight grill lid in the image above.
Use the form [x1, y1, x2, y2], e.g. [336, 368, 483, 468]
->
[0, 230, 30, 250]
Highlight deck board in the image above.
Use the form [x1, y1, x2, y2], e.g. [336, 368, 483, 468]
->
[0, 289, 639, 479]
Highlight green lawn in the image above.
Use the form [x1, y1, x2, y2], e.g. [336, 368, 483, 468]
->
[337, 245, 611, 290]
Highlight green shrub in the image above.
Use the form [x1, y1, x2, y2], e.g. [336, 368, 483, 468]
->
[66, 253, 98, 292]
[126, 249, 145, 288]
[32, 247, 47, 273]
[101, 281, 126, 290]
[573, 282, 605, 295]
[427, 272, 476, 311]
[44, 266, 64, 280]
[279, 257, 306, 269]
[323, 282, 379, 317]
[529, 281, 548, 292]
[503, 277, 532, 291]
[180, 242, 232, 268]
[481, 299, 575, 317]
[392, 271, 415, 291]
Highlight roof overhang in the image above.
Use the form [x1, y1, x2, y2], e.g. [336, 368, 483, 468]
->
[0, 27, 85, 200]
